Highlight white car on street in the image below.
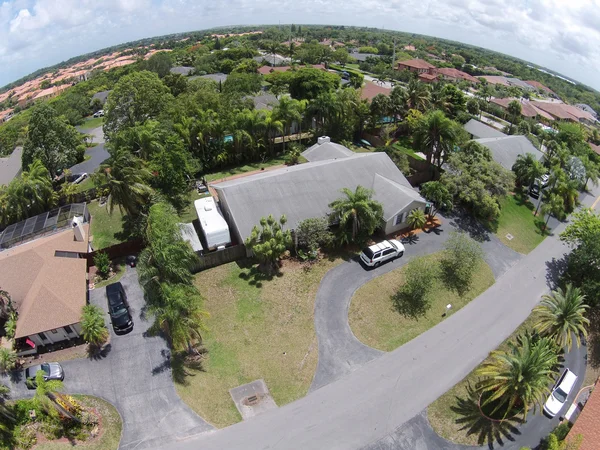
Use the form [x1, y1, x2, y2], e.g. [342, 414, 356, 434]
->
[360, 239, 405, 268]
[544, 368, 577, 417]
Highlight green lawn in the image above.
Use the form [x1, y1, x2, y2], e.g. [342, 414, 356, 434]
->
[80, 116, 104, 130]
[205, 155, 287, 182]
[75, 176, 95, 193]
[348, 253, 495, 352]
[493, 193, 547, 254]
[176, 256, 346, 428]
[34, 395, 122, 450]
[88, 200, 125, 250]
[177, 190, 210, 223]
[427, 311, 541, 446]
[393, 142, 424, 160]
[346, 63, 360, 70]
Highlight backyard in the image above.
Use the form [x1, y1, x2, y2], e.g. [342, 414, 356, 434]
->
[492, 193, 547, 254]
[348, 253, 495, 352]
[176, 255, 346, 428]
[204, 155, 287, 182]
[88, 200, 125, 250]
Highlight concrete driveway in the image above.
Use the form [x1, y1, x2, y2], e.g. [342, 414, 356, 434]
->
[69, 143, 109, 176]
[4, 267, 214, 449]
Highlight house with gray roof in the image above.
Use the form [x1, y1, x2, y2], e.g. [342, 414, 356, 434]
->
[464, 119, 507, 139]
[575, 104, 598, 118]
[474, 135, 543, 171]
[348, 52, 380, 62]
[212, 138, 426, 245]
[301, 137, 355, 161]
[0, 146, 22, 186]
[198, 73, 228, 84]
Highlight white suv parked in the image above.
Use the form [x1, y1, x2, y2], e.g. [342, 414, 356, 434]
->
[544, 368, 577, 417]
[360, 239, 405, 268]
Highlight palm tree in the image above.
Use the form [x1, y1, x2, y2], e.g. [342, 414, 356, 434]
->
[0, 348, 16, 373]
[33, 370, 64, 417]
[263, 112, 284, 155]
[413, 110, 458, 168]
[476, 332, 558, 419]
[407, 209, 427, 230]
[507, 100, 522, 135]
[0, 289, 13, 320]
[81, 304, 109, 348]
[540, 193, 564, 229]
[534, 284, 590, 350]
[97, 147, 153, 217]
[274, 97, 301, 152]
[308, 91, 339, 137]
[512, 153, 545, 188]
[329, 186, 384, 245]
[405, 78, 431, 112]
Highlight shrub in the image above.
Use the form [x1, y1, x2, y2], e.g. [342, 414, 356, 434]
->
[441, 231, 484, 295]
[93, 252, 111, 279]
[295, 217, 333, 252]
[245, 215, 293, 273]
[81, 304, 108, 348]
[391, 256, 438, 318]
[13, 424, 36, 450]
[0, 348, 17, 373]
[4, 311, 17, 339]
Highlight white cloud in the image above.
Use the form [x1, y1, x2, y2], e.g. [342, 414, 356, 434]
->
[0, 0, 599, 90]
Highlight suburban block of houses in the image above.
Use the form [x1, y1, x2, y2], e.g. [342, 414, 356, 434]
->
[396, 59, 479, 84]
[211, 137, 427, 248]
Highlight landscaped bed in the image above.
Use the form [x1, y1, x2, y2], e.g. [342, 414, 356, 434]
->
[493, 193, 547, 254]
[348, 252, 495, 352]
[176, 256, 346, 428]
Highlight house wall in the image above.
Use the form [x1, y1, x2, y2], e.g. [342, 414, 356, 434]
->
[384, 201, 427, 235]
[28, 322, 82, 348]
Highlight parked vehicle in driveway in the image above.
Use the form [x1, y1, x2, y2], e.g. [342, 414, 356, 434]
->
[544, 368, 577, 417]
[93, 109, 104, 118]
[360, 239, 405, 268]
[106, 282, 133, 335]
[529, 179, 541, 199]
[25, 362, 64, 388]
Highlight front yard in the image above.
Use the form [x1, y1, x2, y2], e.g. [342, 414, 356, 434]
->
[348, 253, 495, 352]
[175, 256, 346, 428]
[493, 193, 547, 254]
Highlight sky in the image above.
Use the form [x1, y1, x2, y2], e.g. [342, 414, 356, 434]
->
[1, 0, 600, 90]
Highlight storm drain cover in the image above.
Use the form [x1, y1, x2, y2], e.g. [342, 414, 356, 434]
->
[505, 233, 514, 241]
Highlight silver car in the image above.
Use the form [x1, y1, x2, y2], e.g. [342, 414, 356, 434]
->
[25, 362, 64, 388]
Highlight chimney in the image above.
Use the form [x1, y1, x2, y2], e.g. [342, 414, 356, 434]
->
[317, 136, 331, 145]
[72, 216, 85, 242]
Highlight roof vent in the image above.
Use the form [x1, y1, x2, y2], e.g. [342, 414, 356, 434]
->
[204, 204, 213, 211]
[317, 136, 331, 145]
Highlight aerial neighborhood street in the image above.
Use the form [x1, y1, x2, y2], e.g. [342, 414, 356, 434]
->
[1, 16, 600, 450]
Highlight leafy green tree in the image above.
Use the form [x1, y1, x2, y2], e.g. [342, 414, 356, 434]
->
[273, 96, 302, 151]
[104, 71, 173, 136]
[441, 231, 484, 294]
[163, 73, 189, 97]
[149, 136, 196, 202]
[407, 209, 427, 230]
[512, 153, 545, 188]
[267, 68, 340, 101]
[392, 256, 438, 318]
[93, 252, 111, 279]
[332, 48, 350, 66]
[0, 289, 13, 321]
[440, 84, 466, 118]
[476, 332, 559, 419]
[413, 110, 459, 168]
[329, 186, 384, 245]
[222, 72, 263, 95]
[4, 311, 17, 339]
[245, 215, 293, 273]
[143, 51, 173, 78]
[541, 192, 565, 228]
[534, 284, 589, 350]
[420, 181, 453, 219]
[466, 98, 480, 117]
[0, 383, 14, 444]
[295, 217, 333, 252]
[22, 103, 84, 178]
[0, 348, 16, 373]
[96, 147, 153, 217]
[369, 94, 391, 127]
[81, 304, 109, 348]
[507, 100, 522, 134]
[517, 121, 531, 135]
[560, 208, 600, 246]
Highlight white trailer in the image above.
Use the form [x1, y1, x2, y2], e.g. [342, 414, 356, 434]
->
[194, 197, 232, 250]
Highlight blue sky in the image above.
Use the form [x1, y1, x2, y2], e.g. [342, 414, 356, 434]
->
[1, 0, 600, 90]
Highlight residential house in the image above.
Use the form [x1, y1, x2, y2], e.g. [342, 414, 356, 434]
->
[396, 59, 436, 75]
[474, 135, 543, 171]
[396, 60, 479, 84]
[418, 73, 438, 83]
[349, 51, 380, 62]
[0, 147, 22, 186]
[490, 98, 555, 121]
[589, 142, 600, 156]
[566, 381, 600, 450]
[211, 138, 427, 244]
[464, 119, 507, 140]
[254, 54, 291, 67]
[0, 108, 14, 123]
[525, 80, 557, 97]
[506, 78, 535, 91]
[436, 67, 480, 84]
[481, 75, 510, 86]
[575, 104, 598, 118]
[198, 73, 228, 83]
[360, 81, 391, 102]
[0, 217, 90, 355]
[257, 64, 325, 76]
[531, 101, 596, 124]
[250, 92, 280, 111]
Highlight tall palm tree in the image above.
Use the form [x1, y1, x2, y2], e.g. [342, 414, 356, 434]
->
[512, 153, 545, 188]
[405, 78, 431, 112]
[534, 284, 590, 350]
[308, 91, 339, 137]
[329, 186, 384, 245]
[413, 110, 458, 168]
[33, 370, 64, 418]
[0, 348, 16, 373]
[273, 97, 301, 152]
[0, 384, 14, 442]
[97, 147, 153, 217]
[81, 304, 109, 348]
[476, 332, 559, 419]
[263, 112, 284, 155]
[507, 100, 522, 135]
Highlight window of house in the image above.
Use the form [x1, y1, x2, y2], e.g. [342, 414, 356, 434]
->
[395, 212, 406, 225]
[51, 329, 58, 334]
[64, 325, 73, 334]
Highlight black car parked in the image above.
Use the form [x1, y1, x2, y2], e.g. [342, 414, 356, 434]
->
[106, 282, 133, 335]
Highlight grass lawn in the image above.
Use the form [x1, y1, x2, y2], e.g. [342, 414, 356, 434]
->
[427, 311, 541, 446]
[205, 155, 287, 182]
[346, 63, 360, 70]
[88, 200, 125, 250]
[177, 190, 211, 223]
[348, 253, 495, 352]
[393, 142, 424, 160]
[176, 255, 347, 428]
[80, 117, 104, 130]
[34, 395, 122, 450]
[75, 176, 95, 193]
[493, 193, 547, 254]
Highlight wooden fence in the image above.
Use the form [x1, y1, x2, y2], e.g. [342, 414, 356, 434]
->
[191, 245, 246, 273]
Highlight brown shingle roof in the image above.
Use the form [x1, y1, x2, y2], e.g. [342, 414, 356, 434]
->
[436, 67, 480, 83]
[491, 98, 555, 121]
[0, 226, 89, 338]
[524, 80, 556, 96]
[589, 142, 600, 156]
[360, 81, 391, 101]
[482, 75, 510, 86]
[531, 101, 580, 121]
[568, 384, 600, 449]
[397, 59, 435, 70]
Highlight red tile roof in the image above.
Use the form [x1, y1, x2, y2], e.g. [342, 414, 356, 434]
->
[397, 59, 435, 70]
[418, 73, 438, 82]
[360, 81, 391, 101]
[525, 80, 556, 96]
[589, 142, 600, 156]
[436, 67, 480, 83]
[568, 384, 600, 450]
[490, 98, 555, 121]
[531, 101, 580, 121]
[482, 75, 510, 86]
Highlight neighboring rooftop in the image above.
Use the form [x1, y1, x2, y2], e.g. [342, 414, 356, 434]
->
[397, 59, 435, 70]
[302, 138, 356, 162]
[575, 104, 598, 118]
[491, 98, 555, 121]
[506, 77, 535, 90]
[436, 67, 480, 83]
[212, 151, 421, 242]
[525, 80, 556, 96]
[0, 224, 89, 339]
[349, 52, 380, 62]
[474, 135, 543, 170]
[178, 222, 203, 253]
[198, 73, 228, 83]
[567, 384, 600, 450]
[251, 92, 279, 111]
[464, 119, 507, 139]
[0, 146, 23, 187]
[481, 75, 510, 86]
[360, 81, 391, 101]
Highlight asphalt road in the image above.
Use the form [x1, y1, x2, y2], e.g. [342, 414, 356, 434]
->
[164, 187, 598, 450]
[69, 143, 109, 175]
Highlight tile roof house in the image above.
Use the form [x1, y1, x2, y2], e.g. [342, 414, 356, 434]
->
[418, 73, 438, 83]
[0, 147, 23, 186]
[211, 138, 427, 243]
[0, 222, 90, 355]
[525, 80, 557, 96]
[474, 135, 544, 171]
[575, 104, 597, 118]
[531, 102, 596, 123]
[464, 119, 507, 139]
[491, 98, 555, 121]
[397, 59, 436, 74]
[360, 81, 391, 101]
[481, 75, 510, 86]
[436, 67, 480, 84]
[567, 383, 600, 450]
[589, 142, 600, 156]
